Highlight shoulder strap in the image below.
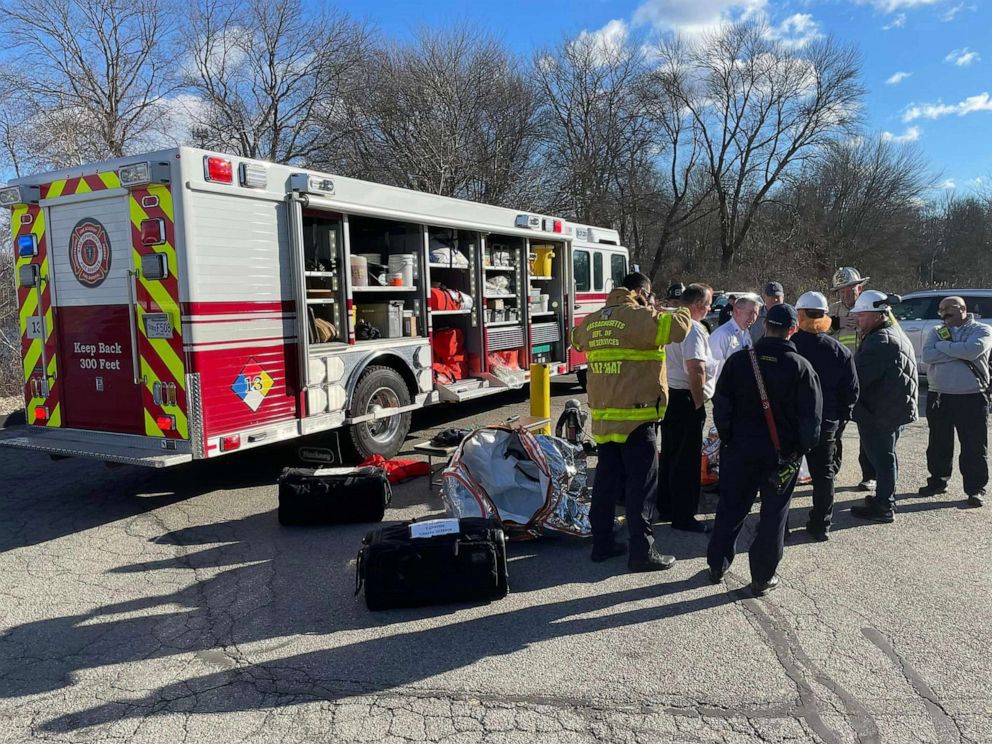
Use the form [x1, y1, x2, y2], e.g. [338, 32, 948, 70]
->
[747, 348, 782, 455]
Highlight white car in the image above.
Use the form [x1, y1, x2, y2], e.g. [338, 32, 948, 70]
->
[891, 289, 992, 372]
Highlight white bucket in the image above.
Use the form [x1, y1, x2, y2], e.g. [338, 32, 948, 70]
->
[388, 254, 416, 287]
[350, 255, 368, 286]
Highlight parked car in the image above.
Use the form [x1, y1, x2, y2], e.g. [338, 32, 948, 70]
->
[704, 291, 754, 331]
[892, 289, 992, 373]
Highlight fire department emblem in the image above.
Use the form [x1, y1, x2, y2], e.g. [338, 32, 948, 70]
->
[68, 218, 112, 287]
[232, 358, 274, 412]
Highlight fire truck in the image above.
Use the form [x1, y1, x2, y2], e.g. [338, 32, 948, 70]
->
[1, 148, 628, 467]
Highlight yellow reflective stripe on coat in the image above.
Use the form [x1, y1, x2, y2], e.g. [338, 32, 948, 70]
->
[593, 432, 633, 444]
[591, 406, 666, 422]
[586, 348, 666, 362]
[655, 312, 673, 347]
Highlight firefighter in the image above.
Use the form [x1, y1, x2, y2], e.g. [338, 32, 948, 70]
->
[706, 304, 822, 596]
[829, 266, 875, 491]
[792, 291, 859, 541]
[571, 272, 692, 572]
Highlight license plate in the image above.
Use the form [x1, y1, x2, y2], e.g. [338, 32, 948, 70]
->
[144, 313, 173, 339]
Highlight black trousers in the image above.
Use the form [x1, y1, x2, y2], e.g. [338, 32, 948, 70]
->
[707, 444, 798, 583]
[658, 389, 705, 524]
[925, 391, 989, 496]
[834, 420, 876, 482]
[590, 422, 658, 561]
[806, 426, 838, 531]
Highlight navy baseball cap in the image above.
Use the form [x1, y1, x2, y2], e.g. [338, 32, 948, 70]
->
[766, 303, 798, 328]
[764, 281, 784, 296]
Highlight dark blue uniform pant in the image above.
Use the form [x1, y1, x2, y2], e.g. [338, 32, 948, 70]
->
[806, 425, 838, 532]
[925, 391, 989, 496]
[707, 444, 798, 583]
[591, 422, 658, 562]
[658, 389, 705, 524]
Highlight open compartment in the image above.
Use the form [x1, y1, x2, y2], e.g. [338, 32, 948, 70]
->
[302, 210, 347, 346]
[481, 234, 527, 387]
[526, 240, 567, 366]
[348, 215, 425, 342]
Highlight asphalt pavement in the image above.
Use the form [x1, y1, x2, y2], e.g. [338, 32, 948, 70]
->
[0, 379, 989, 743]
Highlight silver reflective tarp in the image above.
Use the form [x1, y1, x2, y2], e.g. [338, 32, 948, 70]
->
[441, 427, 592, 539]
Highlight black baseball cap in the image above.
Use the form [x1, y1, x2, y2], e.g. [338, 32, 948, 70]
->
[666, 283, 685, 299]
[766, 303, 798, 328]
[764, 281, 784, 296]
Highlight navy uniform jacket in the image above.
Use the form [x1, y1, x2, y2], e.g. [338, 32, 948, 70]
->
[714, 336, 823, 460]
[792, 330, 859, 428]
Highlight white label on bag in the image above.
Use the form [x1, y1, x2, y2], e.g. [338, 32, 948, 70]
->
[410, 518, 460, 539]
[313, 467, 360, 476]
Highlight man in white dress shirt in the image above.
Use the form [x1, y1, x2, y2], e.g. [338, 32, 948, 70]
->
[710, 294, 760, 381]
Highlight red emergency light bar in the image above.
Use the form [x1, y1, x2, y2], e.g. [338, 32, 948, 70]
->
[204, 156, 233, 184]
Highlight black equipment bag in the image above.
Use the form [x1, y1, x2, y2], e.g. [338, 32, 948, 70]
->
[356, 517, 509, 611]
[278, 466, 391, 526]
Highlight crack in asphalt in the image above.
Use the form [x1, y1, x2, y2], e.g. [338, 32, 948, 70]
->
[862, 627, 966, 744]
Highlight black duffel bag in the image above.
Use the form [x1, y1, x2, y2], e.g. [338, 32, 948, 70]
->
[356, 517, 509, 611]
[277, 466, 391, 526]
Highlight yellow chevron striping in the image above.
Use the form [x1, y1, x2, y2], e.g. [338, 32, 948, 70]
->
[75, 179, 92, 195]
[48, 403, 61, 428]
[99, 171, 120, 189]
[46, 180, 66, 199]
[18, 290, 38, 334]
[150, 183, 174, 221]
[22, 341, 40, 383]
[136, 305, 186, 389]
[144, 409, 164, 438]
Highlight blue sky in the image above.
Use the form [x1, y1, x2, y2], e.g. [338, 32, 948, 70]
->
[334, 0, 992, 196]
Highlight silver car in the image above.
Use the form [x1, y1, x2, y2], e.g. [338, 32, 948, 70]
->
[892, 289, 992, 372]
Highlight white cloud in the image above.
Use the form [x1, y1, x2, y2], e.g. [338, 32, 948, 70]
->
[881, 126, 921, 143]
[574, 19, 629, 63]
[938, 179, 956, 189]
[767, 13, 822, 48]
[903, 92, 992, 121]
[632, 0, 766, 35]
[882, 13, 907, 29]
[885, 71, 912, 85]
[940, 3, 968, 21]
[944, 48, 980, 66]
[856, 0, 941, 11]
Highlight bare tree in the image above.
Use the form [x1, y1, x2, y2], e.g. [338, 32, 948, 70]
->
[638, 39, 718, 279]
[660, 22, 864, 269]
[331, 26, 542, 206]
[0, 0, 174, 167]
[181, 0, 372, 164]
[531, 29, 654, 227]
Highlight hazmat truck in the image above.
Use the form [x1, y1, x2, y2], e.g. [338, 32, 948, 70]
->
[2, 148, 628, 466]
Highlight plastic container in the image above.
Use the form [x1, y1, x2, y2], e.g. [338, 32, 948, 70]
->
[531, 297, 549, 313]
[350, 255, 368, 286]
[403, 310, 417, 336]
[388, 254, 416, 287]
[529, 288, 542, 302]
[389, 273, 404, 286]
[531, 246, 555, 276]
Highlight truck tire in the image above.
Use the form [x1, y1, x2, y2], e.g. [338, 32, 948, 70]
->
[575, 368, 588, 391]
[346, 366, 412, 460]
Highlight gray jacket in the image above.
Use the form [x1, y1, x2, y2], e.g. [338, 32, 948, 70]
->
[853, 319, 919, 430]
[921, 316, 992, 395]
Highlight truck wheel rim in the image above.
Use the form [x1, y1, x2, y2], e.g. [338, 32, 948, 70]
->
[366, 386, 401, 444]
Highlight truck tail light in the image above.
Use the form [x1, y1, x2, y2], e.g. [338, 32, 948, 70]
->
[204, 156, 233, 184]
[33, 406, 48, 421]
[155, 415, 175, 431]
[140, 218, 165, 246]
[220, 434, 241, 451]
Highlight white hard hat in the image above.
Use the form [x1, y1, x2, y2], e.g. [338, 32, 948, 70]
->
[850, 289, 893, 314]
[796, 291, 829, 312]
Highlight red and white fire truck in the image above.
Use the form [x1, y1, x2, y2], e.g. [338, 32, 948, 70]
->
[2, 148, 628, 466]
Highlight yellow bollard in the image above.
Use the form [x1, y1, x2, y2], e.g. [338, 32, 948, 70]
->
[530, 363, 552, 435]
